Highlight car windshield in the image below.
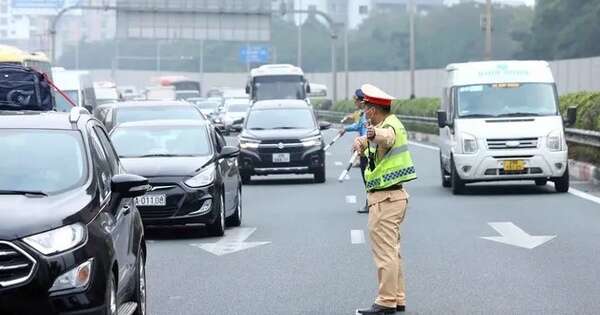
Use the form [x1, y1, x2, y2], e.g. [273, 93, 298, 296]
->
[55, 90, 79, 112]
[456, 83, 558, 118]
[254, 75, 306, 101]
[95, 88, 119, 103]
[111, 125, 212, 158]
[176, 91, 200, 100]
[246, 108, 315, 130]
[115, 106, 203, 125]
[195, 102, 219, 111]
[0, 130, 87, 194]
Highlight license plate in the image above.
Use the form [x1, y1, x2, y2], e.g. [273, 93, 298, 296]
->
[503, 160, 525, 172]
[135, 195, 166, 207]
[272, 153, 290, 163]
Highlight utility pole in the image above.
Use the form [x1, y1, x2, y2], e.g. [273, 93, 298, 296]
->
[156, 41, 161, 72]
[199, 39, 204, 93]
[409, 0, 416, 99]
[297, 0, 302, 67]
[344, 23, 349, 100]
[485, 0, 493, 60]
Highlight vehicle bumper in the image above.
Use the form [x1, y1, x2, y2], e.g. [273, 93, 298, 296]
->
[453, 149, 568, 182]
[138, 177, 219, 227]
[0, 231, 114, 315]
[238, 146, 325, 176]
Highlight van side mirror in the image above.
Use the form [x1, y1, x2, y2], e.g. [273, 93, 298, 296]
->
[319, 121, 331, 130]
[566, 106, 577, 126]
[437, 111, 448, 128]
[306, 82, 311, 94]
[245, 85, 250, 94]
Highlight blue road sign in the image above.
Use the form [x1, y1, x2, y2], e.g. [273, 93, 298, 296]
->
[240, 46, 270, 64]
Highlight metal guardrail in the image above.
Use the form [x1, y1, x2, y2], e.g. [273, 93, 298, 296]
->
[315, 110, 600, 148]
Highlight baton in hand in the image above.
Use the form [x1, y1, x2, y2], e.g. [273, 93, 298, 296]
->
[324, 131, 344, 152]
[338, 151, 359, 182]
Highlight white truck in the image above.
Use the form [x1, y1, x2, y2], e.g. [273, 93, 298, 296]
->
[437, 60, 577, 194]
[246, 64, 311, 103]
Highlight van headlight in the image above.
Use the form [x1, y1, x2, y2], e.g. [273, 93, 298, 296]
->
[185, 164, 216, 188]
[301, 135, 322, 147]
[23, 223, 87, 255]
[460, 133, 478, 154]
[547, 129, 565, 152]
[239, 136, 260, 149]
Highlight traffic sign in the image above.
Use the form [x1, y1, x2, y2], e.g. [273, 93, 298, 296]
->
[239, 46, 270, 64]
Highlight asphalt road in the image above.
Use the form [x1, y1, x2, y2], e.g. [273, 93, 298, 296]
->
[145, 129, 600, 315]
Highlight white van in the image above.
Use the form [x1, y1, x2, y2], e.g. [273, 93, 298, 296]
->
[437, 60, 576, 194]
[52, 69, 97, 112]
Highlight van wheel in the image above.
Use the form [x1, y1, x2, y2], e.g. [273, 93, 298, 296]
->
[440, 154, 451, 188]
[451, 158, 465, 195]
[314, 167, 326, 183]
[554, 167, 570, 193]
[241, 173, 251, 185]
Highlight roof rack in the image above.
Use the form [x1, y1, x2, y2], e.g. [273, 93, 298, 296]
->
[69, 107, 90, 123]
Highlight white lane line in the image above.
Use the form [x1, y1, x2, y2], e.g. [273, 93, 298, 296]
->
[351, 230, 365, 244]
[410, 139, 600, 205]
[345, 195, 357, 204]
[408, 141, 439, 151]
[334, 161, 343, 166]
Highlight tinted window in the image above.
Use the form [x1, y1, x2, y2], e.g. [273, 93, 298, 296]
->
[111, 125, 212, 158]
[456, 83, 558, 118]
[246, 108, 316, 130]
[89, 131, 111, 201]
[115, 106, 203, 125]
[93, 126, 119, 173]
[0, 130, 87, 194]
[254, 75, 305, 100]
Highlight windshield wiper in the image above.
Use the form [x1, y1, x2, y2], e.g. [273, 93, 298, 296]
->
[459, 114, 496, 118]
[126, 154, 181, 158]
[496, 112, 541, 117]
[249, 127, 265, 130]
[0, 190, 47, 196]
[272, 126, 300, 129]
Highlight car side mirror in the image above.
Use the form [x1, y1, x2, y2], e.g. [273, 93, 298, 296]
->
[437, 111, 448, 128]
[319, 121, 332, 130]
[220, 146, 240, 159]
[245, 85, 250, 94]
[233, 117, 244, 124]
[306, 83, 311, 94]
[566, 106, 577, 126]
[111, 174, 150, 198]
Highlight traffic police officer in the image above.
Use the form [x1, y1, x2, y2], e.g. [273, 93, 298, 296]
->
[341, 89, 369, 213]
[353, 84, 417, 314]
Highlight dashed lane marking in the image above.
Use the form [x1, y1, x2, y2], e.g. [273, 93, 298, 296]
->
[345, 195, 357, 204]
[351, 230, 365, 244]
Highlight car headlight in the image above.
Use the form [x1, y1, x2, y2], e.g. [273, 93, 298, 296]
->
[23, 223, 87, 255]
[460, 133, 478, 154]
[184, 164, 216, 188]
[50, 258, 94, 292]
[239, 136, 260, 149]
[301, 135, 322, 147]
[547, 129, 565, 152]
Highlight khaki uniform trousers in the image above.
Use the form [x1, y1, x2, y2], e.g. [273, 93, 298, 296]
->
[367, 188, 408, 308]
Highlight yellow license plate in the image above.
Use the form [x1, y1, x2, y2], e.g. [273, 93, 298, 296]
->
[503, 160, 525, 172]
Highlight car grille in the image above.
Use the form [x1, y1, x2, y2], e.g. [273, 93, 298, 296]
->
[484, 167, 543, 176]
[486, 138, 538, 150]
[0, 241, 36, 288]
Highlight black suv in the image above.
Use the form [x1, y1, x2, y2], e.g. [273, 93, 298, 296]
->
[0, 108, 149, 315]
[238, 100, 331, 184]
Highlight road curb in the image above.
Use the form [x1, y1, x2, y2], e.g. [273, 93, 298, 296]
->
[407, 131, 600, 184]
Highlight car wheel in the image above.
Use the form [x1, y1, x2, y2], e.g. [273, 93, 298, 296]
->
[105, 272, 117, 315]
[554, 167, 570, 193]
[133, 249, 146, 315]
[226, 187, 242, 227]
[440, 154, 451, 188]
[207, 193, 225, 236]
[241, 173, 251, 185]
[451, 158, 465, 195]
[535, 179, 548, 186]
[314, 166, 326, 183]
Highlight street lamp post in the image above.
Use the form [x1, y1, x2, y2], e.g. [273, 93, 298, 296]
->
[485, 0, 493, 60]
[409, 0, 416, 99]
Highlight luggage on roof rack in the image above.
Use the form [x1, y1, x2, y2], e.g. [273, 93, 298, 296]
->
[0, 64, 55, 111]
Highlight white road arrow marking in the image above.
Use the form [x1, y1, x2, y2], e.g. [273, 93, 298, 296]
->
[481, 222, 556, 249]
[334, 161, 343, 166]
[345, 195, 357, 204]
[351, 230, 365, 244]
[191, 227, 270, 256]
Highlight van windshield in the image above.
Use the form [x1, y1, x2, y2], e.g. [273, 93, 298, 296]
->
[456, 83, 558, 118]
[253, 75, 306, 101]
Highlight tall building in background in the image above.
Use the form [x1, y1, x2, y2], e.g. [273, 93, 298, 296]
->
[0, 0, 31, 43]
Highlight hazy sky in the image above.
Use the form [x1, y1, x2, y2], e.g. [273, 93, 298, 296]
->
[445, 0, 535, 6]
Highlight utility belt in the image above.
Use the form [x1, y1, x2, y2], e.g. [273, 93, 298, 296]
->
[369, 184, 403, 193]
